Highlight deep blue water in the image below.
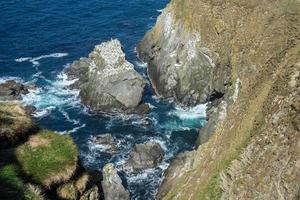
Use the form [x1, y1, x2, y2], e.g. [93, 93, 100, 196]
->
[0, 1, 206, 199]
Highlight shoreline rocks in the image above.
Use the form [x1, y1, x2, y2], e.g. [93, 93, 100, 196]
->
[66, 39, 146, 113]
[102, 163, 130, 200]
[125, 142, 165, 172]
[0, 80, 34, 101]
[90, 133, 118, 154]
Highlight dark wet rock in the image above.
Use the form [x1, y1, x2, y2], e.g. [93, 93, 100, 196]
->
[125, 103, 150, 115]
[102, 163, 130, 200]
[66, 39, 145, 113]
[125, 142, 165, 172]
[90, 133, 118, 154]
[24, 106, 36, 115]
[0, 80, 32, 101]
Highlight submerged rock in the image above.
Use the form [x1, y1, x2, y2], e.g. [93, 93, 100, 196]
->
[0, 80, 33, 101]
[66, 39, 145, 113]
[125, 142, 165, 172]
[102, 163, 130, 200]
[90, 133, 118, 154]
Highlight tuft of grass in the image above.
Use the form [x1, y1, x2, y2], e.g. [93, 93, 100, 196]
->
[75, 173, 90, 194]
[57, 182, 78, 200]
[0, 165, 44, 200]
[0, 103, 34, 146]
[16, 130, 78, 187]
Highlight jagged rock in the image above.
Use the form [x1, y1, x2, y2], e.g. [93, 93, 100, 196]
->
[0, 80, 32, 101]
[102, 163, 130, 200]
[90, 134, 118, 154]
[79, 186, 99, 200]
[125, 142, 165, 172]
[66, 39, 145, 113]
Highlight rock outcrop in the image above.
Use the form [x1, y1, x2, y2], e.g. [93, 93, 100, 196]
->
[138, 0, 300, 199]
[125, 142, 165, 172]
[102, 163, 130, 200]
[138, 10, 229, 106]
[66, 39, 145, 113]
[0, 80, 32, 101]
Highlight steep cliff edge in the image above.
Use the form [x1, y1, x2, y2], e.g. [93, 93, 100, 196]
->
[138, 0, 300, 199]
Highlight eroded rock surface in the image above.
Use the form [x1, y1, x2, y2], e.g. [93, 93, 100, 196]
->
[67, 39, 145, 113]
[102, 163, 130, 200]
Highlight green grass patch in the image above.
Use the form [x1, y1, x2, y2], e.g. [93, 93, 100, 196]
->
[0, 165, 43, 200]
[16, 130, 78, 187]
[203, 174, 223, 200]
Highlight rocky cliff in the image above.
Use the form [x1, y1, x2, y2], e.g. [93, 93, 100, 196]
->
[138, 0, 300, 199]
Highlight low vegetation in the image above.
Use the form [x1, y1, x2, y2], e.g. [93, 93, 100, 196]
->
[0, 164, 44, 200]
[16, 130, 78, 187]
[0, 103, 34, 146]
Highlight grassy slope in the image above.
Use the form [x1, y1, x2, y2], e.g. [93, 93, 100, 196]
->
[16, 130, 78, 187]
[159, 0, 300, 199]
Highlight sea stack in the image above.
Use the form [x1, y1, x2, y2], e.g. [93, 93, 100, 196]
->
[67, 39, 145, 113]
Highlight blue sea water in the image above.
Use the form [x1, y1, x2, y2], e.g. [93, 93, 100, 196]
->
[0, 1, 206, 199]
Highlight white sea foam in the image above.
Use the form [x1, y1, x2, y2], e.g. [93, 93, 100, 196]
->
[134, 61, 147, 68]
[170, 104, 207, 120]
[157, 9, 163, 13]
[59, 124, 86, 134]
[0, 76, 23, 84]
[59, 109, 80, 125]
[15, 53, 68, 66]
[21, 71, 80, 119]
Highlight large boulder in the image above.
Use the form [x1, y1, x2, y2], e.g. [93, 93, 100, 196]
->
[66, 39, 145, 112]
[102, 163, 130, 200]
[0, 80, 32, 101]
[125, 142, 165, 172]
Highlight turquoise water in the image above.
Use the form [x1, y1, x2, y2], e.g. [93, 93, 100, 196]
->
[0, 1, 206, 199]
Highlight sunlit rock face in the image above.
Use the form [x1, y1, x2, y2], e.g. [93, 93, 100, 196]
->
[67, 39, 145, 112]
[138, 11, 229, 106]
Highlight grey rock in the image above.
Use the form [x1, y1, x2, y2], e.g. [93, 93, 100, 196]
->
[126, 142, 165, 172]
[137, 11, 229, 105]
[102, 163, 130, 200]
[66, 39, 145, 112]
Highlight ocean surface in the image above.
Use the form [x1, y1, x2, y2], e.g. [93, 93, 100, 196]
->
[0, 1, 206, 199]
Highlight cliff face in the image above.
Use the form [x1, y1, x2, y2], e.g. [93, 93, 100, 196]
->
[138, 0, 300, 199]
